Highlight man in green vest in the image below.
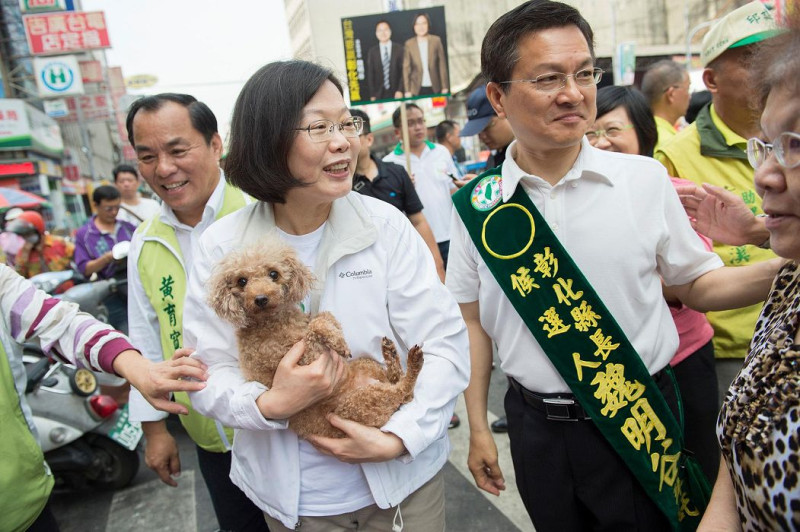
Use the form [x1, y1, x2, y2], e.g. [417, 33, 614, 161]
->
[125, 94, 265, 531]
[655, 1, 782, 403]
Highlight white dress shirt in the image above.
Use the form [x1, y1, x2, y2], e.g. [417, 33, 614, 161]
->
[446, 139, 723, 393]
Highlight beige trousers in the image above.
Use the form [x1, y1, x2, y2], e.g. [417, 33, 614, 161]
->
[263, 470, 445, 531]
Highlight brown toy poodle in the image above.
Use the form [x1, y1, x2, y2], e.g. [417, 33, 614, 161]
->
[206, 234, 423, 439]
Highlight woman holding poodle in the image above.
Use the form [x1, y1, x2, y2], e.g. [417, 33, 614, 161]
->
[184, 60, 469, 531]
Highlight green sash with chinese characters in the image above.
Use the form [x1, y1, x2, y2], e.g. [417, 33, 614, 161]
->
[453, 170, 709, 531]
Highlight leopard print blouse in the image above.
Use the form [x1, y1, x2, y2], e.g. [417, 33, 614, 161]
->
[717, 261, 800, 531]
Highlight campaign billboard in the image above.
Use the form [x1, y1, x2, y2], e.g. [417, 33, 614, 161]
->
[342, 6, 449, 105]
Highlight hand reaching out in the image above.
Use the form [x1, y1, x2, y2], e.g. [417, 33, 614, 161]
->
[675, 183, 767, 246]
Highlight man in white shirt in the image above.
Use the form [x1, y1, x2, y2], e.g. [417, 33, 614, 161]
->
[124, 93, 264, 532]
[446, 2, 781, 530]
[383, 102, 458, 265]
[113, 164, 161, 226]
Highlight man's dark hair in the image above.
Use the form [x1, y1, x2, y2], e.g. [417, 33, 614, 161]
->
[640, 60, 686, 106]
[93, 185, 121, 205]
[412, 12, 432, 32]
[375, 19, 391, 31]
[392, 102, 422, 129]
[349, 108, 371, 134]
[481, 0, 595, 91]
[225, 60, 344, 204]
[435, 120, 458, 143]
[596, 86, 657, 157]
[125, 93, 218, 148]
[112, 164, 138, 182]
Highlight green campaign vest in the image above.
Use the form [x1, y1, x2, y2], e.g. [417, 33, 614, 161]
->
[453, 169, 710, 531]
[0, 341, 53, 532]
[136, 182, 248, 452]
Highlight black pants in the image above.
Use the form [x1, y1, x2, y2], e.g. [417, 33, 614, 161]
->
[196, 446, 270, 532]
[671, 340, 720, 483]
[505, 373, 677, 532]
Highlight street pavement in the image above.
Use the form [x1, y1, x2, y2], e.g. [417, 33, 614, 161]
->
[50, 355, 535, 532]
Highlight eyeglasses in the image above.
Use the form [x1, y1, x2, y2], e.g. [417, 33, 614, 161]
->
[585, 124, 634, 142]
[747, 132, 800, 170]
[294, 117, 364, 143]
[499, 68, 603, 92]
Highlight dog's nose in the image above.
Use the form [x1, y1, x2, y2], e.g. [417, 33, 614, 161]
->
[254, 295, 269, 308]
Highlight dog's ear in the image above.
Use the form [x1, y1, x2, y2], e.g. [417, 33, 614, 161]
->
[207, 258, 249, 328]
[283, 254, 314, 303]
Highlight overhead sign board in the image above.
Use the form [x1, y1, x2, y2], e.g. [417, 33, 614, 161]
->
[43, 98, 68, 118]
[0, 99, 64, 156]
[124, 74, 158, 90]
[18, 0, 73, 13]
[34, 55, 85, 97]
[79, 60, 103, 83]
[23, 11, 110, 55]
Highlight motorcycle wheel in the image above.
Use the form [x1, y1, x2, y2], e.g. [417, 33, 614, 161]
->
[85, 435, 139, 490]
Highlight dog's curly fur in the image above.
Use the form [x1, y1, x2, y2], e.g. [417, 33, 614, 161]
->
[206, 234, 423, 439]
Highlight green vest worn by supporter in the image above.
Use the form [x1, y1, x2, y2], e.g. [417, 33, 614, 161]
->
[453, 169, 710, 531]
[136, 182, 248, 452]
[0, 341, 53, 532]
[655, 104, 775, 359]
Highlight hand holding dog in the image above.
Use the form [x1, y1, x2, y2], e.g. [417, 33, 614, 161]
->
[256, 340, 346, 420]
[307, 414, 407, 463]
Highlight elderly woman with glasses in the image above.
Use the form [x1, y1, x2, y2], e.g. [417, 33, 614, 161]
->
[690, 15, 800, 531]
[182, 60, 469, 531]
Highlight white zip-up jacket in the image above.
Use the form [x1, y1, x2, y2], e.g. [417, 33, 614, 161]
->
[185, 192, 469, 528]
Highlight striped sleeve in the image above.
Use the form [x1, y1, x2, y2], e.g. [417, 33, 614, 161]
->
[0, 265, 137, 374]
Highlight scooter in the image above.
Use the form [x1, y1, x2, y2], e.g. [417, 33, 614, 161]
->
[29, 269, 117, 325]
[23, 347, 142, 490]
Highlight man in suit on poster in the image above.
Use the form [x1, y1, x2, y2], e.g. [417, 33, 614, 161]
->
[366, 20, 404, 101]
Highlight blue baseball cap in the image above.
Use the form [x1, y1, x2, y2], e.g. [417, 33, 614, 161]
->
[460, 86, 497, 137]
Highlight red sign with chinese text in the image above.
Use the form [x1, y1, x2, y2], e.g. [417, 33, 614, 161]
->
[79, 60, 103, 83]
[23, 11, 110, 55]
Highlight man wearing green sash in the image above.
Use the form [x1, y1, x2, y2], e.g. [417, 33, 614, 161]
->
[446, 2, 782, 531]
[125, 94, 266, 531]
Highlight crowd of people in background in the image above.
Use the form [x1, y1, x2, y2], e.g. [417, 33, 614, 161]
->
[3, 0, 799, 530]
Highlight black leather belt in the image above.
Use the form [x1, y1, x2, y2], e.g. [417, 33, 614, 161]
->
[508, 367, 669, 422]
[508, 377, 591, 421]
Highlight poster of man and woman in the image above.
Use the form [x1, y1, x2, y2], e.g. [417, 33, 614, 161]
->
[342, 6, 451, 105]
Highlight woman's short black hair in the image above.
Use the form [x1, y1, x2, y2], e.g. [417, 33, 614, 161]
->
[225, 60, 343, 204]
[412, 12, 431, 32]
[596, 85, 657, 157]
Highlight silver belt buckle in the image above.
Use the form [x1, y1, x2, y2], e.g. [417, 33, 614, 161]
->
[543, 397, 578, 421]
